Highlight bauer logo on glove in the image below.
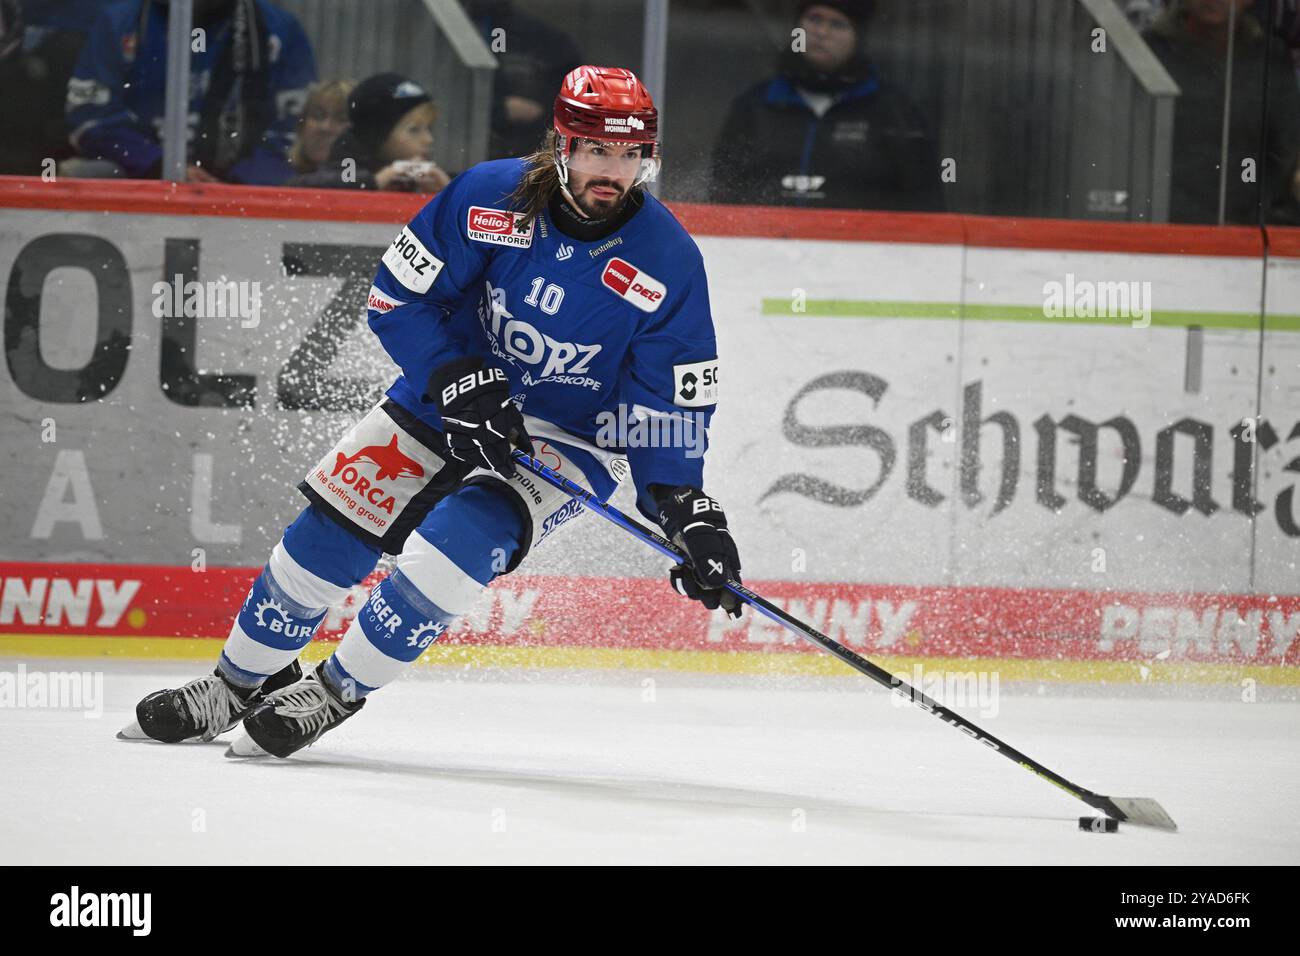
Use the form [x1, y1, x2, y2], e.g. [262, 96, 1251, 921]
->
[655, 484, 743, 619]
[427, 356, 533, 480]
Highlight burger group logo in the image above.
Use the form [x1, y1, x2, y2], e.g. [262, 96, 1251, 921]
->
[467, 206, 534, 248]
[253, 598, 314, 641]
[601, 257, 666, 313]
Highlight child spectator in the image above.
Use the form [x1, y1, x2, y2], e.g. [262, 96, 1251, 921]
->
[288, 72, 449, 192]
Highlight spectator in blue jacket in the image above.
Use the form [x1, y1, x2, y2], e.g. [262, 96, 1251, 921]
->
[709, 0, 942, 211]
[65, 0, 316, 184]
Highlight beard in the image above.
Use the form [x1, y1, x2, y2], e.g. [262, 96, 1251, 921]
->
[571, 177, 630, 219]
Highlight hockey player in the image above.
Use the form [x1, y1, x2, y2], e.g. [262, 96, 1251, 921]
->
[122, 65, 743, 758]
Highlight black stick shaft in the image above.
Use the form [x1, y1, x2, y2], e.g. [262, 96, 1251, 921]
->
[513, 450, 1119, 818]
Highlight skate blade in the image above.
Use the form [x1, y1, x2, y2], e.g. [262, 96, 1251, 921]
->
[225, 733, 269, 758]
[116, 720, 149, 741]
[116, 721, 230, 745]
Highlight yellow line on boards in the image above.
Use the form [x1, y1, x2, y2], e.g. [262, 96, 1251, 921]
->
[0, 635, 1295, 685]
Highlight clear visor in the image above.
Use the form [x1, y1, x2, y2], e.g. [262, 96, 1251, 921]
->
[561, 138, 660, 185]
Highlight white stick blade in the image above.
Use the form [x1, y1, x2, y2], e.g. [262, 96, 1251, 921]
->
[225, 733, 268, 758]
[1110, 797, 1178, 831]
[116, 720, 149, 741]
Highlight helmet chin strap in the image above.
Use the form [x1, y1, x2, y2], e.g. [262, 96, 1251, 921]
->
[552, 149, 590, 219]
[558, 182, 587, 218]
[555, 152, 613, 222]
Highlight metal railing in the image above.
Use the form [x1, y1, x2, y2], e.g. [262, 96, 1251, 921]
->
[875, 0, 1180, 221]
[162, 0, 497, 179]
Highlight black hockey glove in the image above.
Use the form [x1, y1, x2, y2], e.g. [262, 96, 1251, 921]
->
[427, 357, 533, 479]
[655, 485, 743, 619]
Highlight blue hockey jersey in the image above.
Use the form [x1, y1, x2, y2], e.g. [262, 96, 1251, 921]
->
[367, 159, 721, 521]
[66, 0, 315, 184]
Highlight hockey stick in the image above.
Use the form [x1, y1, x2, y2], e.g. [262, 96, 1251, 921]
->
[512, 450, 1177, 831]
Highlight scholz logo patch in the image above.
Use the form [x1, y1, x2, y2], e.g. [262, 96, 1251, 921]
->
[382, 227, 443, 294]
[672, 359, 718, 407]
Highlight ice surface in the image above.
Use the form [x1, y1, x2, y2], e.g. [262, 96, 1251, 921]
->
[2, 658, 1296, 864]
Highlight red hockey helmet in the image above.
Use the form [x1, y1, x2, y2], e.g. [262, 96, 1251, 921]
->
[552, 65, 660, 187]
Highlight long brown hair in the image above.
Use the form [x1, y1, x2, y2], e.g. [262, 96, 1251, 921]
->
[505, 129, 563, 226]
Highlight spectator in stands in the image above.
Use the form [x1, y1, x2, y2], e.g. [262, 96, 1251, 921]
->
[465, 0, 582, 159]
[288, 79, 352, 176]
[1268, 0, 1300, 90]
[1143, 0, 1300, 224]
[0, 0, 96, 175]
[1126, 0, 1170, 32]
[1273, 0, 1300, 205]
[64, 0, 316, 185]
[288, 73, 450, 193]
[710, 0, 942, 211]
[0, 0, 15, 62]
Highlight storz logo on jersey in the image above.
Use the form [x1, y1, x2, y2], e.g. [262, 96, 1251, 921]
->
[382, 226, 444, 294]
[467, 206, 534, 248]
[672, 359, 719, 408]
[479, 281, 603, 390]
[601, 257, 666, 313]
[538, 498, 585, 543]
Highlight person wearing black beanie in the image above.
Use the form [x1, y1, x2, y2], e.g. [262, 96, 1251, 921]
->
[347, 73, 430, 155]
[709, 1, 942, 212]
[289, 72, 450, 192]
[786, 0, 874, 90]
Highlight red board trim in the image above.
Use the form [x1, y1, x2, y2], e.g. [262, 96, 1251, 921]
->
[2, 175, 1294, 257]
[2, 561, 1297, 667]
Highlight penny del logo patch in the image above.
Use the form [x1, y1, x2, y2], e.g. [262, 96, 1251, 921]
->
[601, 257, 666, 313]
[467, 206, 534, 248]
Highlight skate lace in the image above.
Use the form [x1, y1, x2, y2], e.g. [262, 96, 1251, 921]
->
[271, 680, 348, 737]
[179, 675, 246, 742]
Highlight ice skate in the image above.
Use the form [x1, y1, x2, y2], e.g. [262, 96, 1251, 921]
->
[117, 659, 303, 743]
[226, 664, 364, 759]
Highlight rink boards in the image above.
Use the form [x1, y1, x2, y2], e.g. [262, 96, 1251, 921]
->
[1, 179, 1299, 682]
[1, 561, 1297, 684]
